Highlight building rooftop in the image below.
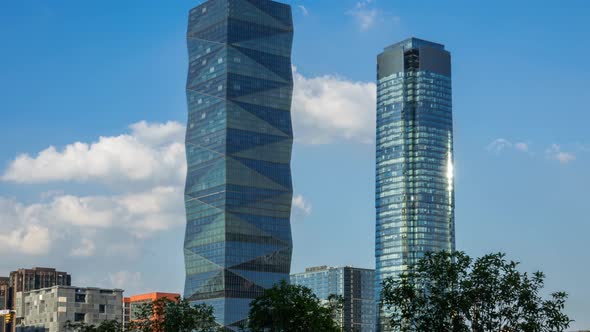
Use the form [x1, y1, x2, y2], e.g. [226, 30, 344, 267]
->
[292, 266, 375, 275]
[384, 37, 445, 52]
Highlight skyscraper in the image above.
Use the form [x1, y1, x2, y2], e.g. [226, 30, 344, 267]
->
[183, 0, 294, 330]
[375, 38, 455, 330]
[291, 266, 376, 332]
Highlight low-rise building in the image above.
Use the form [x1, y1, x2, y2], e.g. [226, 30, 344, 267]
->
[291, 266, 375, 332]
[2, 267, 71, 332]
[0, 278, 9, 332]
[14, 286, 123, 332]
[123, 292, 180, 328]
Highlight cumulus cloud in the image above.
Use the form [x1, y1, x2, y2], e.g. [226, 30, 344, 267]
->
[349, 0, 379, 31]
[487, 138, 529, 154]
[0, 186, 184, 256]
[1, 121, 186, 185]
[292, 67, 376, 144]
[107, 271, 143, 290]
[546, 144, 576, 164]
[71, 238, 96, 257]
[0, 225, 51, 256]
[292, 194, 312, 218]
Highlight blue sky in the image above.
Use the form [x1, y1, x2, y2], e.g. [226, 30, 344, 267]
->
[1, 0, 589, 329]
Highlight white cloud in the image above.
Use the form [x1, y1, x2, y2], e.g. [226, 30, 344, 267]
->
[0, 186, 184, 256]
[0, 225, 50, 256]
[298, 5, 309, 16]
[292, 67, 376, 144]
[71, 238, 96, 257]
[349, 0, 379, 31]
[546, 144, 576, 164]
[487, 138, 529, 154]
[1, 121, 186, 185]
[107, 271, 142, 290]
[292, 194, 312, 217]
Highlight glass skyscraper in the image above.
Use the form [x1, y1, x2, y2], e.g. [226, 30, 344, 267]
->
[375, 38, 455, 330]
[291, 266, 376, 332]
[183, 0, 294, 330]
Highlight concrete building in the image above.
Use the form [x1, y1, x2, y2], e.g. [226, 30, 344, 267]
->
[14, 286, 123, 332]
[0, 278, 9, 332]
[2, 268, 71, 332]
[9, 269, 71, 295]
[123, 292, 180, 328]
[291, 266, 375, 332]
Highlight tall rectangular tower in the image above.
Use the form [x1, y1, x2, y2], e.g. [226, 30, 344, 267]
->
[291, 266, 376, 332]
[183, 0, 294, 330]
[375, 38, 455, 330]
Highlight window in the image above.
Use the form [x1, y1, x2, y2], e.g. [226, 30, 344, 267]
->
[99, 304, 106, 314]
[74, 313, 85, 322]
[75, 294, 86, 303]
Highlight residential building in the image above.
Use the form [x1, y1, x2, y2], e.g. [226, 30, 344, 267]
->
[14, 286, 123, 332]
[9, 269, 71, 295]
[2, 268, 71, 332]
[375, 37, 455, 330]
[183, 0, 295, 329]
[0, 278, 9, 332]
[291, 266, 375, 332]
[123, 292, 180, 328]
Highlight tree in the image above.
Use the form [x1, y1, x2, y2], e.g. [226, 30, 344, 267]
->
[381, 251, 572, 332]
[247, 280, 343, 332]
[64, 319, 124, 332]
[129, 297, 218, 332]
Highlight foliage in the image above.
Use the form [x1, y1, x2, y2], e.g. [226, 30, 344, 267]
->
[247, 280, 343, 332]
[129, 297, 218, 332]
[381, 251, 572, 332]
[64, 319, 124, 332]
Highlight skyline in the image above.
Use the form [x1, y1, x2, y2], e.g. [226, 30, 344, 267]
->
[0, 0, 589, 330]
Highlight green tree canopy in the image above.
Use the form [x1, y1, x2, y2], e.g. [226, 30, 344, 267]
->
[247, 280, 342, 332]
[64, 319, 124, 332]
[381, 251, 572, 332]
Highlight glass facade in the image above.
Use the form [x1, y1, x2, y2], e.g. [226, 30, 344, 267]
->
[291, 266, 376, 332]
[183, 0, 294, 330]
[375, 38, 455, 330]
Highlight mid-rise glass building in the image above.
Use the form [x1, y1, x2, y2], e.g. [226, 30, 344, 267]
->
[291, 266, 375, 332]
[375, 38, 455, 330]
[183, 0, 294, 330]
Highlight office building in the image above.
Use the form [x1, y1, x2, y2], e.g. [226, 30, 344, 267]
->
[0, 278, 9, 332]
[183, 1, 295, 328]
[14, 286, 123, 332]
[2, 268, 71, 332]
[291, 266, 375, 332]
[123, 292, 180, 328]
[9, 268, 71, 294]
[375, 38, 455, 330]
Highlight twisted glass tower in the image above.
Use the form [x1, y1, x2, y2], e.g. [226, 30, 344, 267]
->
[183, 0, 294, 329]
[375, 38, 455, 330]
